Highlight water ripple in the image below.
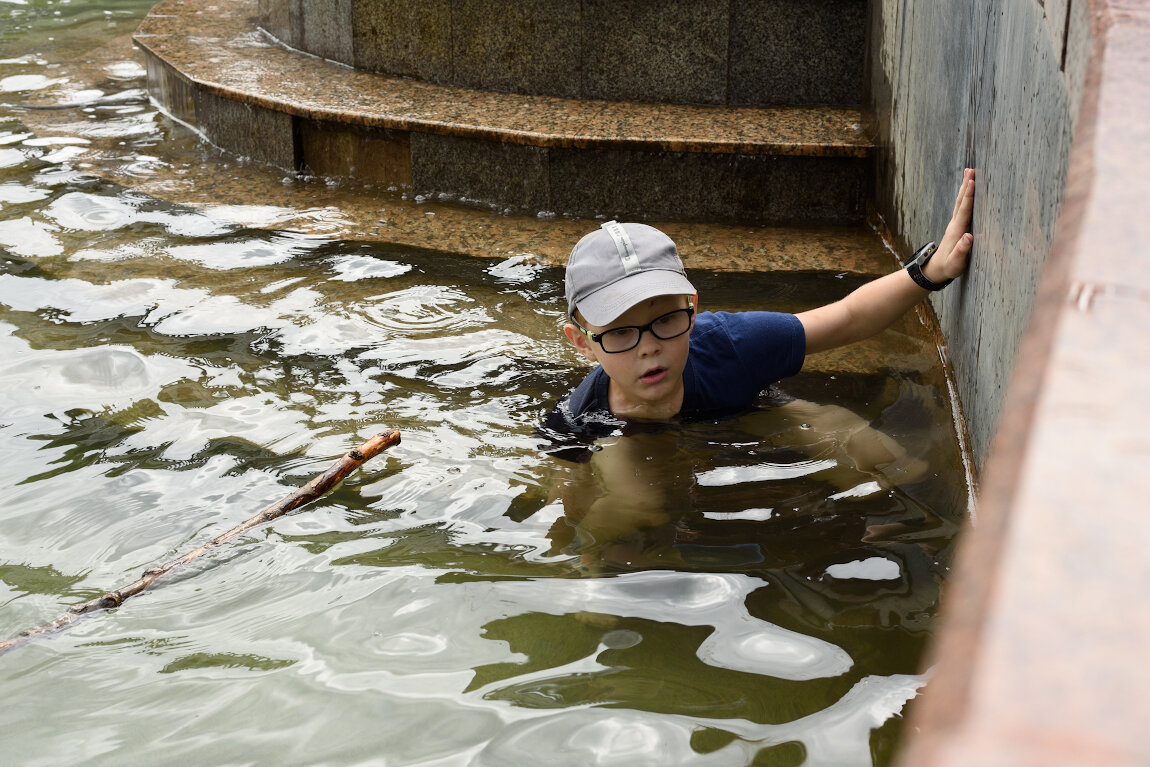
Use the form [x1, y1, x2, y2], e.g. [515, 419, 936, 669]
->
[0, 333, 198, 416]
[461, 571, 852, 681]
[363, 285, 489, 333]
[471, 673, 925, 767]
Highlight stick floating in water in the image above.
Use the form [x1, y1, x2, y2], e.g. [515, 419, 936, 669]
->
[0, 429, 401, 656]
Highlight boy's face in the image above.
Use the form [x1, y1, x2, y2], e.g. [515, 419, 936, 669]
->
[564, 294, 695, 420]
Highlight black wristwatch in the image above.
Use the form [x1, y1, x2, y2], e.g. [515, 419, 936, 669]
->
[906, 241, 953, 291]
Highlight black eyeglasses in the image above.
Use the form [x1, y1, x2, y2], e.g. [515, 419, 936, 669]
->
[572, 303, 695, 353]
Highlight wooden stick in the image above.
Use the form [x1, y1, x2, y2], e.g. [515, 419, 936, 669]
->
[0, 429, 400, 656]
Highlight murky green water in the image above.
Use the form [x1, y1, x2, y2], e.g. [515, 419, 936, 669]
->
[1, 3, 969, 765]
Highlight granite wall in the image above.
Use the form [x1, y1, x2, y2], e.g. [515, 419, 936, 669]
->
[882, 1, 1150, 763]
[258, 0, 866, 106]
[866, 0, 1091, 467]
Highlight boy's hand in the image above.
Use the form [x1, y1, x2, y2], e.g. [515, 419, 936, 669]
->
[924, 168, 975, 284]
[798, 167, 976, 355]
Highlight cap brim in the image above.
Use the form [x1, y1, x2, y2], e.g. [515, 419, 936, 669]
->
[576, 270, 697, 326]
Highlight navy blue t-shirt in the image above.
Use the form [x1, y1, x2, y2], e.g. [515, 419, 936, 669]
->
[540, 310, 806, 459]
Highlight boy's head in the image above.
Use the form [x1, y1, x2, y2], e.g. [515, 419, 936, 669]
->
[565, 221, 696, 326]
[563, 222, 698, 419]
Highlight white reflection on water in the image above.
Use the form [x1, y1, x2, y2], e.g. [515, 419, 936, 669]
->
[0, 74, 66, 92]
[696, 458, 840, 486]
[466, 571, 852, 681]
[113, 395, 312, 460]
[0, 216, 62, 256]
[471, 674, 925, 767]
[0, 323, 198, 415]
[824, 557, 901, 581]
[0, 181, 50, 203]
[327, 254, 412, 281]
[45, 190, 235, 236]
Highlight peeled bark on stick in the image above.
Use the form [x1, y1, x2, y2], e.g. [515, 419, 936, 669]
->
[0, 429, 401, 656]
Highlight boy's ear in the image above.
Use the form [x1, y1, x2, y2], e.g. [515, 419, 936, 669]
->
[564, 323, 598, 362]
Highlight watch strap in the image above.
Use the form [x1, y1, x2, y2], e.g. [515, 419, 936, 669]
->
[906, 241, 953, 291]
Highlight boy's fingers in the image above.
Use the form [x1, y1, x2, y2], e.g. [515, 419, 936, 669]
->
[949, 176, 975, 236]
[950, 232, 973, 266]
[953, 168, 974, 218]
[936, 233, 973, 280]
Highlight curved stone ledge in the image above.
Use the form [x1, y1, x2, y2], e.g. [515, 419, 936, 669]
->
[135, 0, 873, 223]
[257, 0, 867, 107]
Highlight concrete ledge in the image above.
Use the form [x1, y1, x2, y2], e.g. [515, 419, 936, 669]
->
[136, 1, 872, 157]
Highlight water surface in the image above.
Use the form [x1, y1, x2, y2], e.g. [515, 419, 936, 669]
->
[0, 4, 969, 765]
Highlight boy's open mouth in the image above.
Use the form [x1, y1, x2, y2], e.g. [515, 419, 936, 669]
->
[639, 366, 667, 384]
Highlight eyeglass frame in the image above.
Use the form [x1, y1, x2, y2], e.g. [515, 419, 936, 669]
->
[570, 299, 696, 354]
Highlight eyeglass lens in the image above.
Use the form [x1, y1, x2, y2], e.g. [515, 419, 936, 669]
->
[599, 308, 692, 353]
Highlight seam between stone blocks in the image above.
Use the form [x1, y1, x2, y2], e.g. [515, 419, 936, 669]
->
[1067, 280, 1150, 311]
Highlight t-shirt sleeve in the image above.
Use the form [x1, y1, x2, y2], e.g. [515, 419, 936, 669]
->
[682, 311, 805, 416]
[722, 310, 806, 382]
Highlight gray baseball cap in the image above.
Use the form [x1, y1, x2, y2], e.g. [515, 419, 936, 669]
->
[564, 221, 697, 326]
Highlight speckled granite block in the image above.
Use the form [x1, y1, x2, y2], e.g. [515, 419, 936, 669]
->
[351, 0, 453, 81]
[196, 89, 296, 169]
[299, 119, 412, 186]
[549, 149, 736, 220]
[293, 0, 354, 65]
[733, 155, 868, 224]
[145, 56, 196, 126]
[258, 0, 291, 44]
[247, 0, 868, 106]
[410, 133, 550, 212]
[549, 149, 866, 224]
[730, 0, 866, 106]
[581, 0, 728, 104]
[451, 0, 581, 98]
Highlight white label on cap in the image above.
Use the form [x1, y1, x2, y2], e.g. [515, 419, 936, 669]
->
[601, 220, 640, 275]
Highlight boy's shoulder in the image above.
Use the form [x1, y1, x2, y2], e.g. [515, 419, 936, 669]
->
[690, 310, 805, 358]
[537, 366, 621, 461]
[680, 309, 806, 416]
[564, 364, 611, 419]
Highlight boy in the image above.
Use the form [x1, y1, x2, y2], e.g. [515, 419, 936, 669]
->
[546, 169, 975, 441]
[541, 169, 974, 570]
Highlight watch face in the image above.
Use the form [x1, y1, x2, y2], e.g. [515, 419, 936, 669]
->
[909, 242, 935, 267]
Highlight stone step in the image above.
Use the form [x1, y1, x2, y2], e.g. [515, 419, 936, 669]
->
[135, 0, 874, 225]
[259, 0, 868, 108]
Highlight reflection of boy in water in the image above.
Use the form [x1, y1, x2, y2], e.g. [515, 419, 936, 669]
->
[541, 170, 975, 570]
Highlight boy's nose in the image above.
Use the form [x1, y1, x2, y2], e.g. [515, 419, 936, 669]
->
[636, 329, 662, 355]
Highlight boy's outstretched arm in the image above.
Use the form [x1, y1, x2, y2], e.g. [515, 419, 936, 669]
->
[798, 169, 975, 355]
